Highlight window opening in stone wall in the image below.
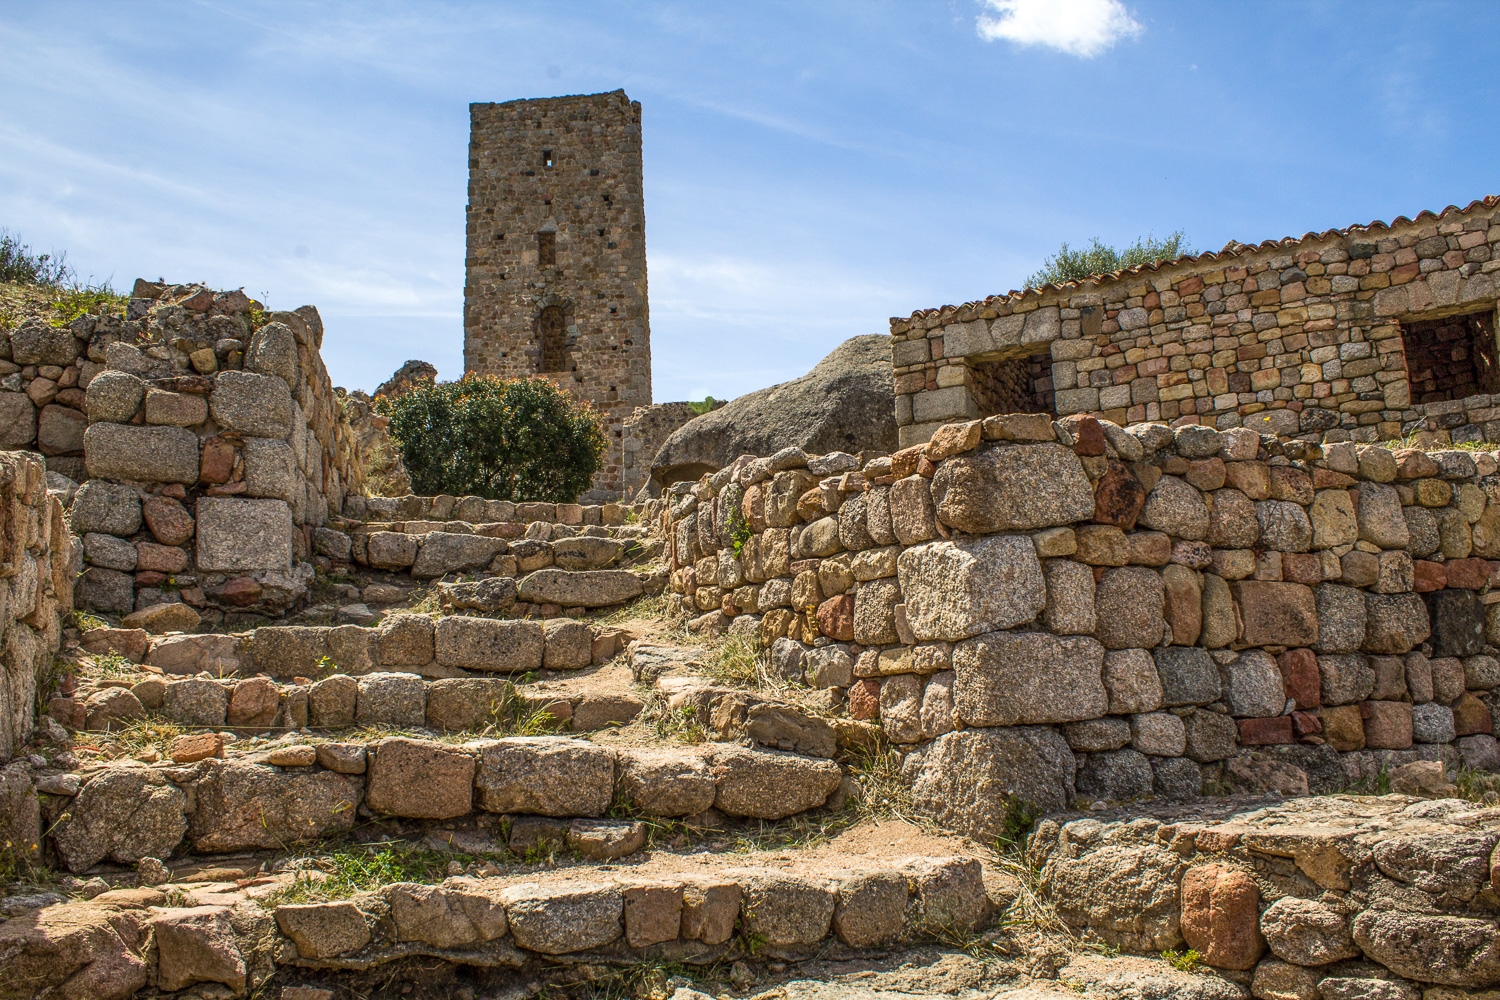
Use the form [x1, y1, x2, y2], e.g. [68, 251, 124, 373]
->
[1399, 308, 1500, 403]
[537, 231, 556, 266]
[970, 354, 1052, 417]
[538, 305, 568, 372]
[542, 149, 553, 167]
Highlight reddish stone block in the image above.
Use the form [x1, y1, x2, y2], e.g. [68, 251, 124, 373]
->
[219, 576, 264, 606]
[143, 496, 194, 546]
[1281, 553, 1323, 586]
[848, 678, 880, 721]
[1453, 692, 1494, 736]
[816, 594, 856, 642]
[1237, 716, 1294, 745]
[1180, 865, 1264, 970]
[1413, 561, 1447, 592]
[136, 542, 188, 573]
[200, 436, 237, 484]
[1362, 700, 1413, 750]
[1061, 415, 1106, 456]
[1444, 558, 1489, 590]
[1277, 649, 1320, 710]
[1291, 710, 1322, 738]
[1093, 461, 1145, 529]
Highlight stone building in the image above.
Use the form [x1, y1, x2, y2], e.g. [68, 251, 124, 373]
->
[464, 90, 652, 492]
[893, 195, 1500, 449]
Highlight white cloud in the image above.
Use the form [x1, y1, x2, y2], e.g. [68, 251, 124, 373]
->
[977, 0, 1142, 58]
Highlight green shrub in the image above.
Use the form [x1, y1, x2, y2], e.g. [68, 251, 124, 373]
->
[1025, 231, 1191, 289]
[379, 374, 605, 502]
[0, 228, 72, 286]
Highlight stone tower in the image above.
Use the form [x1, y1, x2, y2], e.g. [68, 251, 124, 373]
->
[464, 89, 652, 493]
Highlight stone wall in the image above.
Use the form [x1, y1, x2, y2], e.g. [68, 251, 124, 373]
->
[55, 282, 371, 617]
[662, 413, 1500, 832]
[893, 195, 1500, 451]
[0, 451, 73, 762]
[465, 90, 653, 492]
[621, 400, 719, 497]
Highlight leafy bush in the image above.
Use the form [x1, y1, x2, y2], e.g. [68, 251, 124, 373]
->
[379, 374, 605, 502]
[0, 228, 72, 286]
[1025, 231, 1191, 289]
[687, 395, 718, 415]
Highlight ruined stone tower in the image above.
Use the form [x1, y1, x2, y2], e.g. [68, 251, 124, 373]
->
[464, 89, 652, 493]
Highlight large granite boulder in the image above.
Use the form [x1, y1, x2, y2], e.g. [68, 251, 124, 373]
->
[649, 335, 897, 487]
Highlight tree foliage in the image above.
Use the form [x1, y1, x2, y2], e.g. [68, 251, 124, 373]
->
[378, 375, 605, 502]
[1024, 231, 1191, 290]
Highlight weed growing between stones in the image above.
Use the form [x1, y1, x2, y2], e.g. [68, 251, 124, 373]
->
[702, 633, 779, 690]
[1161, 948, 1202, 972]
[590, 589, 676, 629]
[636, 688, 708, 744]
[1455, 766, 1500, 803]
[267, 841, 471, 904]
[77, 718, 186, 759]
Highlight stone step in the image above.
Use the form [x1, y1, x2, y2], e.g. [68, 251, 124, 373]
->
[10, 732, 849, 873]
[58, 665, 645, 736]
[0, 828, 993, 999]
[78, 612, 630, 681]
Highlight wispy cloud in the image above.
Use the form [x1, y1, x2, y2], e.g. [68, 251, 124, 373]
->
[976, 0, 1142, 58]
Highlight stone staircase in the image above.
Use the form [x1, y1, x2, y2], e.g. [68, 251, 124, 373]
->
[0, 590, 1022, 999]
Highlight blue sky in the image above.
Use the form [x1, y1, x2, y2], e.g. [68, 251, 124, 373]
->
[2, 0, 1497, 401]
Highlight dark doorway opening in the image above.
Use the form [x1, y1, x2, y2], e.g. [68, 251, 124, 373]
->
[1400, 309, 1500, 403]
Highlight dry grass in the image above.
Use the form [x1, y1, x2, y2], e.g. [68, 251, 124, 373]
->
[1379, 433, 1492, 453]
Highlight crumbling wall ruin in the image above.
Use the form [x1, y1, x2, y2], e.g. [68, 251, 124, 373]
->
[0, 451, 72, 762]
[38, 281, 374, 617]
[663, 414, 1500, 830]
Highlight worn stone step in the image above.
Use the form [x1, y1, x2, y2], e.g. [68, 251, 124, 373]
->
[77, 613, 630, 681]
[0, 824, 995, 999]
[57, 666, 645, 736]
[9, 733, 849, 873]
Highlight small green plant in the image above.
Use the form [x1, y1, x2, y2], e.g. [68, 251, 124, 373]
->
[730, 522, 753, 558]
[687, 396, 718, 415]
[73, 612, 108, 631]
[268, 842, 472, 904]
[0, 228, 71, 286]
[1162, 948, 1202, 972]
[49, 284, 126, 327]
[94, 652, 134, 677]
[996, 794, 1041, 855]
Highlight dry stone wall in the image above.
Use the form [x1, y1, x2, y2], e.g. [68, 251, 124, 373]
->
[1031, 795, 1500, 993]
[0, 451, 73, 763]
[663, 413, 1500, 836]
[38, 282, 373, 617]
[893, 195, 1500, 451]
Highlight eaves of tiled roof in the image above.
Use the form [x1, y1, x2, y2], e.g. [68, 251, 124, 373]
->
[897, 194, 1500, 326]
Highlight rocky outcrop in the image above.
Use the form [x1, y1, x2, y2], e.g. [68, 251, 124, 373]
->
[650, 335, 897, 487]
